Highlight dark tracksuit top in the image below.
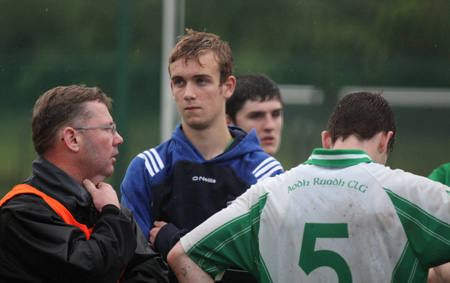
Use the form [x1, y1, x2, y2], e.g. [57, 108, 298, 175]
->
[0, 157, 168, 283]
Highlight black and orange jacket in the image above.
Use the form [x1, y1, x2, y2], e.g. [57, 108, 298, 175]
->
[0, 157, 168, 283]
[0, 183, 94, 238]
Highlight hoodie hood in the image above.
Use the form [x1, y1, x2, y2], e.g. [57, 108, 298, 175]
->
[170, 123, 263, 164]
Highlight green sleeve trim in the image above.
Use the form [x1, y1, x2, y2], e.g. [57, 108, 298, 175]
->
[384, 188, 450, 267]
[187, 193, 273, 282]
[391, 242, 428, 283]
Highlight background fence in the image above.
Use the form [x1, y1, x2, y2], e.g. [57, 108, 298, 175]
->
[1, 0, 449, 197]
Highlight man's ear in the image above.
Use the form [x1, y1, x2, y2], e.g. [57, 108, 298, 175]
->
[225, 114, 234, 126]
[378, 131, 394, 153]
[170, 81, 174, 98]
[61, 127, 81, 153]
[222, 76, 236, 99]
[321, 131, 332, 149]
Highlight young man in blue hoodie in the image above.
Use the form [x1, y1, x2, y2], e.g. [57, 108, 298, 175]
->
[121, 29, 283, 282]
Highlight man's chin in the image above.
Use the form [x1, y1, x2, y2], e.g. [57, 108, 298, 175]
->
[91, 172, 113, 185]
[183, 120, 208, 130]
[262, 145, 278, 156]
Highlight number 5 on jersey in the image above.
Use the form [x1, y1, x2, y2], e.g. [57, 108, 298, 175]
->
[299, 223, 352, 282]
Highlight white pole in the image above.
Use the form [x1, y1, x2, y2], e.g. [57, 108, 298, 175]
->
[160, 0, 184, 142]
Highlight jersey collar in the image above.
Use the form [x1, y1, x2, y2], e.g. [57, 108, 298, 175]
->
[304, 148, 374, 167]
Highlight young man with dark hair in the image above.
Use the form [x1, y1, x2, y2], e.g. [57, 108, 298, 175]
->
[121, 30, 283, 282]
[168, 91, 450, 283]
[226, 73, 283, 156]
[0, 85, 168, 282]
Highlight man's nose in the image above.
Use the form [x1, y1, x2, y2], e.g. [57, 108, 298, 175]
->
[264, 114, 276, 130]
[114, 132, 124, 146]
[183, 82, 196, 100]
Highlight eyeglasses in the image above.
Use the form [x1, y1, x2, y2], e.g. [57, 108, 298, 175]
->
[74, 123, 117, 135]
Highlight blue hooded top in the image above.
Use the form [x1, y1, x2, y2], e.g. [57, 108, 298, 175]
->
[121, 124, 283, 258]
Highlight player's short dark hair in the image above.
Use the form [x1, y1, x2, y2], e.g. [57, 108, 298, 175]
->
[226, 73, 282, 124]
[32, 85, 112, 156]
[327, 91, 396, 152]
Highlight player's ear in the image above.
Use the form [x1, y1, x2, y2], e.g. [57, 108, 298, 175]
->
[225, 114, 234, 126]
[378, 131, 394, 153]
[321, 131, 332, 149]
[170, 81, 174, 97]
[222, 76, 236, 99]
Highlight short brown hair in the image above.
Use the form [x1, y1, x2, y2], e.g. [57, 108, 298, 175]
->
[327, 91, 396, 152]
[169, 29, 233, 85]
[32, 85, 112, 155]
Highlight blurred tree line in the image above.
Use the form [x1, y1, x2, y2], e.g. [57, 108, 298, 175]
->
[1, 0, 449, 196]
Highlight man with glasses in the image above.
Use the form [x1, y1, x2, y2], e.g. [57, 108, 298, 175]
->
[0, 85, 168, 282]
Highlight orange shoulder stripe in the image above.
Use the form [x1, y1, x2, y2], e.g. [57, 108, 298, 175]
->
[0, 184, 93, 239]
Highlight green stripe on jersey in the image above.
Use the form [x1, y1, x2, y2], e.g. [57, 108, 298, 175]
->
[305, 148, 373, 167]
[391, 242, 427, 283]
[384, 188, 450, 267]
[187, 193, 273, 283]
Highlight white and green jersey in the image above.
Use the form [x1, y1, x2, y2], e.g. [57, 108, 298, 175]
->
[180, 149, 450, 283]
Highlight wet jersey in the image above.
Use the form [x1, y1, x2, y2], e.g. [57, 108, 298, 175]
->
[429, 162, 450, 185]
[181, 148, 450, 283]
